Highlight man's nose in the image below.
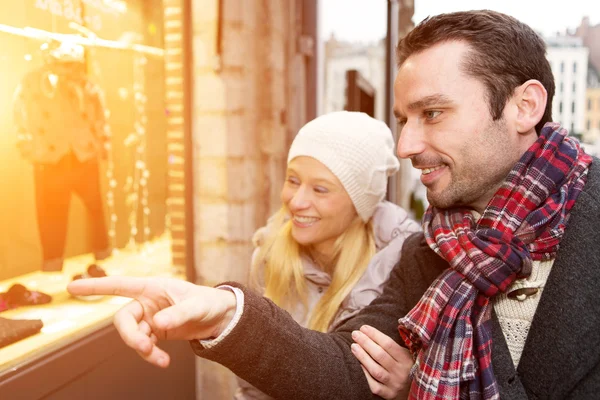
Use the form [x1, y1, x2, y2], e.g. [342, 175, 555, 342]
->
[396, 121, 426, 159]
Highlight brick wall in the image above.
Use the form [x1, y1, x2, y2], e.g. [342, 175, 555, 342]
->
[190, 1, 309, 398]
[192, 0, 304, 286]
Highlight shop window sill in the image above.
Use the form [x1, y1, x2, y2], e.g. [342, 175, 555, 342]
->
[0, 236, 183, 377]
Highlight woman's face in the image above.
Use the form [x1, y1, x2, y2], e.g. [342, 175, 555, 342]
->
[281, 156, 357, 253]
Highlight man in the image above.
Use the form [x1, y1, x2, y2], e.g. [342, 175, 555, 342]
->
[69, 10, 600, 399]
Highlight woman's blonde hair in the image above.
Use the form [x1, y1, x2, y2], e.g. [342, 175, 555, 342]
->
[251, 207, 376, 332]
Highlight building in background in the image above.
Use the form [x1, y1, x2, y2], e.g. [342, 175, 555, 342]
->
[575, 16, 600, 73]
[323, 35, 386, 120]
[546, 35, 589, 138]
[573, 16, 600, 149]
[585, 64, 600, 154]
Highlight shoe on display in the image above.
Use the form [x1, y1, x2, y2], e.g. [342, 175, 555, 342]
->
[86, 263, 107, 278]
[0, 284, 52, 312]
[71, 264, 108, 301]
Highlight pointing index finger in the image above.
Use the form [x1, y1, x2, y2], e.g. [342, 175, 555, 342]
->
[67, 276, 148, 298]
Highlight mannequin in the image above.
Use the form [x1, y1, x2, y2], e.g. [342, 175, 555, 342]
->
[12, 41, 111, 271]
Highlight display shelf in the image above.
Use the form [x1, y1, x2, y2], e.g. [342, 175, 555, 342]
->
[0, 235, 183, 377]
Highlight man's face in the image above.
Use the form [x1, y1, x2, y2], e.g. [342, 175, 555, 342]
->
[393, 40, 522, 212]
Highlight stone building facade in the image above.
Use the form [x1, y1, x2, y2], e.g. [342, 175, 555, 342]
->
[164, 0, 316, 397]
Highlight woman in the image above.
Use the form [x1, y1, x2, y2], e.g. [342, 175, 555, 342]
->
[236, 111, 421, 399]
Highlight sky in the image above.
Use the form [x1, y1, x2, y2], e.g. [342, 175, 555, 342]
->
[319, 0, 600, 42]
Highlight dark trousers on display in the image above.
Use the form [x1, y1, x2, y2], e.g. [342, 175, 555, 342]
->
[34, 152, 110, 271]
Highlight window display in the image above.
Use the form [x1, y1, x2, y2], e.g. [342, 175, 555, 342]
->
[0, 0, 186, 373]
[14, 41, 111, 272]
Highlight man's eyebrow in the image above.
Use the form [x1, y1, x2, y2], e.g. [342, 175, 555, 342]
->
[407, 94, 453, 111]
[393, 94, 453, 119]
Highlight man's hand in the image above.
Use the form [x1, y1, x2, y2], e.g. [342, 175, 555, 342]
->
[351, 325, 413, 399]
[67, 276, 237, 368]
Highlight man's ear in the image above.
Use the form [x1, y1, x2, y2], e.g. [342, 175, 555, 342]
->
[514, 79, 547, 134]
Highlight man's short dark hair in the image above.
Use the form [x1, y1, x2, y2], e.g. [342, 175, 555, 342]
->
[397, 10, 555, 134]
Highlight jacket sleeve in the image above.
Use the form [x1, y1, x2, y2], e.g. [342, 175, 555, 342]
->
[191, 232, 433, 400]
[233, 246, 272, 400]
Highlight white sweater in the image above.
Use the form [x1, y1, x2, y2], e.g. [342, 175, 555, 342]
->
[493, 259, 554, 367]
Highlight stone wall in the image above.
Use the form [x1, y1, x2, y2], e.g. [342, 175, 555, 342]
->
[189, 0, 311, 397]
[192, 0, 306, 287]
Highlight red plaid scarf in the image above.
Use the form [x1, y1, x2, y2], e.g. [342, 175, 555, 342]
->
[398, 123, 592, 399]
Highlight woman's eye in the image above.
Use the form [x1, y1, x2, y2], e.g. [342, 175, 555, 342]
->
[314, 186, 328, 194]
[287, 177, 300, 185]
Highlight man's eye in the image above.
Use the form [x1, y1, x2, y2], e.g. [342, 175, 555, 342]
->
[287, 177, 299, 185]
[425, 110, 441, 120]
[314, 186, 329, 194]
[397, 119, 407, 130]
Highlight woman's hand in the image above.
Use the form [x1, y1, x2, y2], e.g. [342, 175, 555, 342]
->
[351, 325, 413, 399]
[68, 276, 237, 368]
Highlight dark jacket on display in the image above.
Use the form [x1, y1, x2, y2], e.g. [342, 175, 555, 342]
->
[13, 66, 109, 164]
[192, 158, 600, 400]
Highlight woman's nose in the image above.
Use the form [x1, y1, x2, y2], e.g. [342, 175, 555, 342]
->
[289, 186, 311, 211]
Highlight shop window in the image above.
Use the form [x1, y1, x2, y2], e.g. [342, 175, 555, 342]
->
[0, 0, 188, 375]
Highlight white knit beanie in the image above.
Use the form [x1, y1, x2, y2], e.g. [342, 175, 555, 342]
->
[287, 111, 399, 222]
